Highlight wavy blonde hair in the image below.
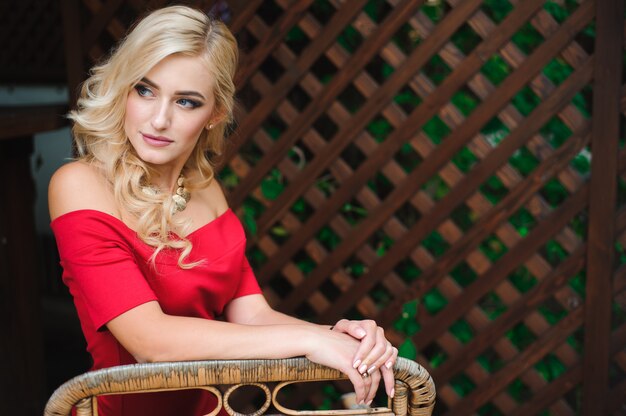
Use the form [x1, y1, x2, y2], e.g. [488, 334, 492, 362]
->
[69, 6, 238, 268]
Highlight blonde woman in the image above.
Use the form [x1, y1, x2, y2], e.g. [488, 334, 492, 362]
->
[49, 6, 397, 415]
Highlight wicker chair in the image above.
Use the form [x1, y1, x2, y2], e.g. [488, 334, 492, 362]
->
[44, 357, 435, 416]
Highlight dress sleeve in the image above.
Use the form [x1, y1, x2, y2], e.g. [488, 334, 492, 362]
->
[233, 255, 262, 299]
[51, 211, 158, 331]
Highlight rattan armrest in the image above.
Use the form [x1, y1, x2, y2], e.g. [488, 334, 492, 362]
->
[44, 356, 435, 416]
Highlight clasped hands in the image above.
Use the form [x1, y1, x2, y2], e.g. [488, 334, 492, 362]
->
[330, 319, 398, 406]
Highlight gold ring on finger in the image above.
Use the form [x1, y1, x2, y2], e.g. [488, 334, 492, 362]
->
[361, 372, 369, 379]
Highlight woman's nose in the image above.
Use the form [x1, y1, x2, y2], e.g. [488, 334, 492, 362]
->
[151, 101, 171, 130]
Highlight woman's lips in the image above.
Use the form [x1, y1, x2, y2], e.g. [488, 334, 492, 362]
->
[141, 133, 173, 147]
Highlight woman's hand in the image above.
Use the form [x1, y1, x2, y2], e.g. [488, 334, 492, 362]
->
[331, 319, 398, 399]
[304, 326, 381, 405]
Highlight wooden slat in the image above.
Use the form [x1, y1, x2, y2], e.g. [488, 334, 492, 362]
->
[582, 0, 624, 414]
[234, 0, 314, 87]
[82, 0, 125, 53]
[258, 0, 547, 284]
[372, 129, 589, 326]
[229, 0, 427, 207]
[444, 306, 584, 416]
[431, 243, 585, 384]
[412, 184, 588, 351]
[508, 365, 582, 416]
[278, 20, 595, 316]
[226, 0, 367, 163]
[315, 54, 594, 323]
[325, 127, 591, 326]
[250, 0, 482, 242]
[229, 0, 263, 33]
[617, 206, 626, 235]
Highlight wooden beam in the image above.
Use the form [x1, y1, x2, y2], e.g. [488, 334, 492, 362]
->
[60, 0, 85, 107]
[582, 0, 624, 414]
[0, 105, 68, 141]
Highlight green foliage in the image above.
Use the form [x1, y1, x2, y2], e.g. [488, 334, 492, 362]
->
[398, 338, 418, 360]
[451, 89, 479, 117]
[479, 292, 507, 320]
[450, 262, 477, 287]
[451, 23, 482, 54]
[218, 166, 239, 189]
[512, 86, 540, 117]
[509, 266, 537, 293]
[423, 115, 450, 144]
[481, 0, 512, 23]
[423, 54, 451, 86]
[450, 319, 473, 344]
[245, 4, 604, 409]
[481, 54, 510, 86]
[260, 169, 284, 201]
[509, 207, 536, 238]
[423, 288, 447, 314]
[422, 1, 445, 23]
[511, 22, 544, 54]
[394, 299, 420, 336]
[450, 373, 476, 397]
[366, 116, 392, 142]
[535, 353, 566, 382]
[422, 230, 449, 257]
[478, 403, 504, 416]
[506, 323, 536, 350]
[336, 25, 362, 53]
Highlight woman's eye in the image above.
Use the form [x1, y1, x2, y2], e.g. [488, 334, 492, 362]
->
[134, 84, 153, 97]
[177, 98, 201, 109]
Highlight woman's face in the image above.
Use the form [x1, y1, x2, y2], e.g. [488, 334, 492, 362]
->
[124, 54, 216, 176]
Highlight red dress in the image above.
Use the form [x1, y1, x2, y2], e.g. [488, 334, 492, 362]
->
[51, 209, 262, 415]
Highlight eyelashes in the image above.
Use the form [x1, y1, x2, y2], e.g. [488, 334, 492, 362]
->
[134, 84, 153, 97]
[176, 98, 202, 109]
[133, 84, 203, 109]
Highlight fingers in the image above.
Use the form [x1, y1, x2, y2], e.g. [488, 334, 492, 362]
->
[380, 360, 396, 398]
[346, 369, 369, 405]
[364, 368, 381, 405]
[352, 323, 379, 370]
[358, 329, 393, 375]
[361, 344, 397, 400]
[332, 318, 367, 340]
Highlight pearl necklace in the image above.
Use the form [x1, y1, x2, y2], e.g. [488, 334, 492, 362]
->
[141, 174, 191, 214]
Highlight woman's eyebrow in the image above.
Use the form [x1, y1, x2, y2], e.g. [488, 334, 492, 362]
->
[140, 77, 206, 100]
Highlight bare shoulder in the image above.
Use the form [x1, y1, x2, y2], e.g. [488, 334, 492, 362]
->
[48, 161, 117, 220]
[193, 177, 229, 216]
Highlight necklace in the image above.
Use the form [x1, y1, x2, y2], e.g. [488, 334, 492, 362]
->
[141, 174, 191, 214]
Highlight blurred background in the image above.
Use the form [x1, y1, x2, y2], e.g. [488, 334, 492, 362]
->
[0, 0, 625, 414]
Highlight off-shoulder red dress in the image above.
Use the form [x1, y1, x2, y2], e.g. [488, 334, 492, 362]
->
[51, 208, 261, 415]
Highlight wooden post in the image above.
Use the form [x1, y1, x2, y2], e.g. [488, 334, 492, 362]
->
[0, 137, 46, 415]
[60, 0, 84, 108]
[582, 0, 624, 414]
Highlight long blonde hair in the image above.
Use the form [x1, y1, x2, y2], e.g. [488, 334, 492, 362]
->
[69, 6, 238, 267]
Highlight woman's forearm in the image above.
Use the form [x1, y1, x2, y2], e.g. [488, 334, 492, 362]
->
[106, 301, 329, 363]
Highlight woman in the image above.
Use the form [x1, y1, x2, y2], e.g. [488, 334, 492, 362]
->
[49, 5, 397, 415]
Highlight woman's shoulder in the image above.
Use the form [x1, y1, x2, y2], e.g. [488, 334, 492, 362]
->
[49, 161, 117, 221]
[193, 176, 229, 214]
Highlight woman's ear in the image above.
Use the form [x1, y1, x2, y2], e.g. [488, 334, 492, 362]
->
[206, 112, 226, 131]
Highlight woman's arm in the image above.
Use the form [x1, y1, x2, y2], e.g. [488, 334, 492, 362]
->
[225, 294, 397, 402]
[106, 300, 378, 404]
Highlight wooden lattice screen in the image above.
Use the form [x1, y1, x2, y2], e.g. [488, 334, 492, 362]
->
[0, 0, 66, 83]
[60, 0, 626, 414]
